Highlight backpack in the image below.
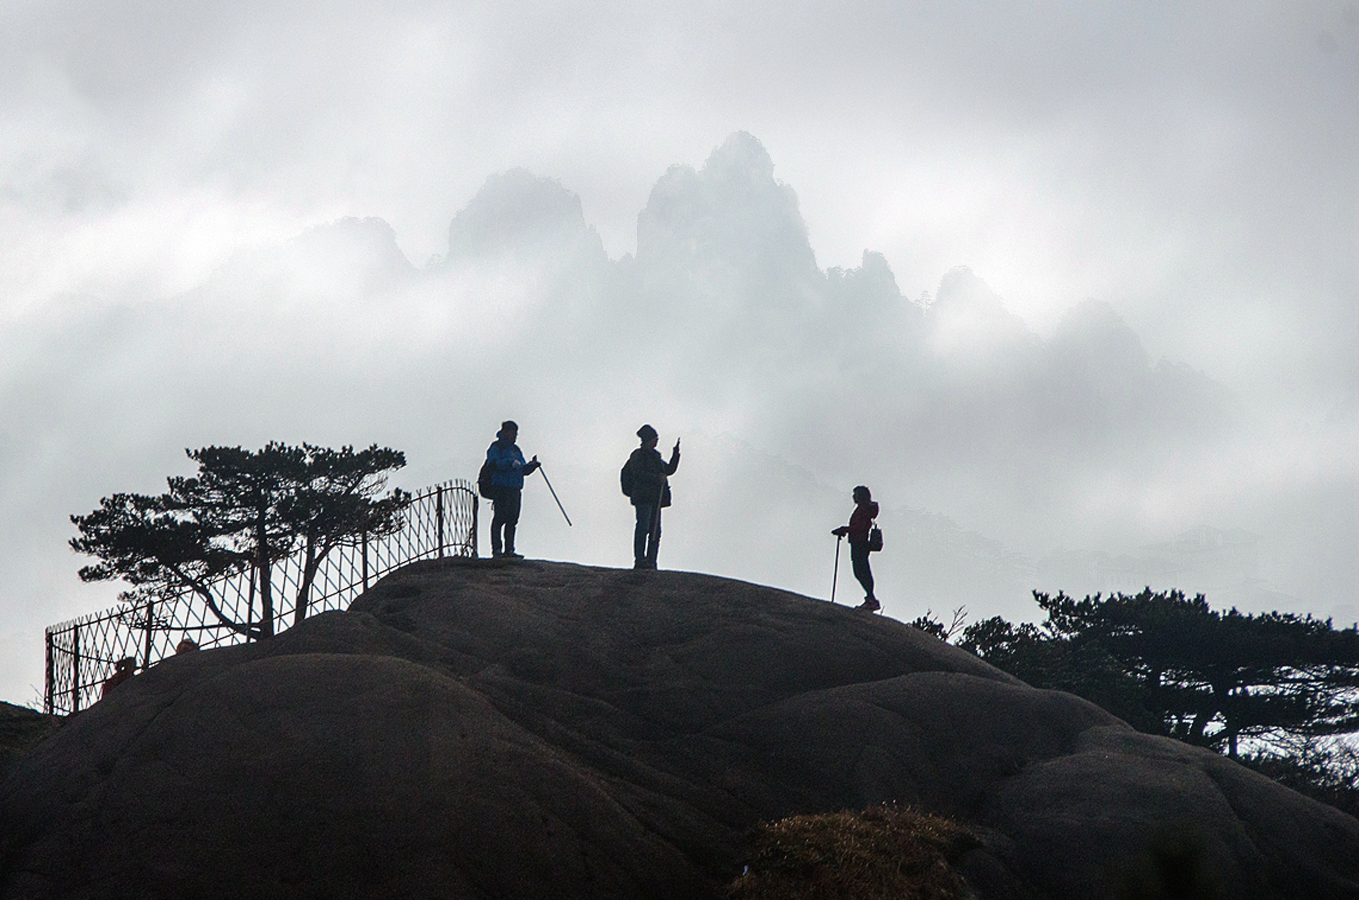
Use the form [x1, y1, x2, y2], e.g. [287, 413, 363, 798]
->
[868, 525, 883, 552]
[619, 458, 634, 498]
[477, 457, 496, 499]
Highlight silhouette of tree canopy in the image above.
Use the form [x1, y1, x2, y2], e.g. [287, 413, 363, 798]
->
[959, 589, 1359, 757]
[71, 443, 409, 640]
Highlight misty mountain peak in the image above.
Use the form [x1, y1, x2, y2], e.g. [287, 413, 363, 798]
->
[212, 216, 414, 298]
[704, 129, 776, 185]
[932, 267, 1016, 319]
[274, 216, 411, 271]
[446, 168, 604, 263]
[928, 266, 1035, 355]
[828, 250, 903, 301]
[636, 132, 817, 282]
[1050, 299, 1150, 373]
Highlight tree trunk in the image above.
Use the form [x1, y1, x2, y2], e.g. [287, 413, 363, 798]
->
[180, 568, 257, 641]
[1147, 666, 1164, 732]
[1188, 690, 1220, 745]
[256, 507, 274, 638]
[293, 535, 317, 627]
[1188, 681, 1229, 748]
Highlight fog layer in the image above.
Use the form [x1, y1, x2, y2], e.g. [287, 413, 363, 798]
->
[2, 132, 1352, 704]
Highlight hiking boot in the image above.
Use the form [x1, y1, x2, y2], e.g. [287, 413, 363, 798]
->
[505, 551, 524, 559]
[857, 596, 880, 612]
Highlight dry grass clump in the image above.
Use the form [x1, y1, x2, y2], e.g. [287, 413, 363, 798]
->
[725, 804, 977, 900]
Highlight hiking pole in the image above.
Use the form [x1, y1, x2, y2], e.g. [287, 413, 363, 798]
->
[645, 477, 665, 566]
[536, 466, 572, 527]
[830, 533, 842, 603]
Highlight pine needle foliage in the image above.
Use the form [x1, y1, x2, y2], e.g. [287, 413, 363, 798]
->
[70, 443, 408, 639]
[960, 589, 1359, 758]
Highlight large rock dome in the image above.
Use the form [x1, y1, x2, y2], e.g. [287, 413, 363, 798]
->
[3, 560, 1356, 898]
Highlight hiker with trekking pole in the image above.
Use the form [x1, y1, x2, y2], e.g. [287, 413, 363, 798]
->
[478, 420, 541, 558]
[831, 485, 881, 611]
[620, 424, 680, 570]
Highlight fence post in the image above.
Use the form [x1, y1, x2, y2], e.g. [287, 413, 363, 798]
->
[71, 623, 81, 714]
[471, 494, 479, 558]
[362, 530, 369, 591]
[144, 598, 155, 670]
[44, 631, 54, 715]
[246, 566, 255, 643]
[437, 487, 445, 559]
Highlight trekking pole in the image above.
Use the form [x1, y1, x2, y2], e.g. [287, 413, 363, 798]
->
[536, 466, 572, 527]
[830, 534, 842, 603]
[650, 478, 665, 550]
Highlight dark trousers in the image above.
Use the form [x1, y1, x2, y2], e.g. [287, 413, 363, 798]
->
[850, 541, 875, 600]
[490, 488, 522, 555]
[634, 503, 661, 566]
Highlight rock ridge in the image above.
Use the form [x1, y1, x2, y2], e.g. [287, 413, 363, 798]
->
[2, 559, 1356, 899]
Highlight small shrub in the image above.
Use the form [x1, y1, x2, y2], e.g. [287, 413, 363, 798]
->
[725, 804, 977, 900]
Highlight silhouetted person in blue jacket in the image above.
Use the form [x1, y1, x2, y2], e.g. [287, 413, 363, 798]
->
[485, 420, 539, 558]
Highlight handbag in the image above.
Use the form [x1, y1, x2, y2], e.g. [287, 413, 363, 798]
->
[868, 525, 883, 552]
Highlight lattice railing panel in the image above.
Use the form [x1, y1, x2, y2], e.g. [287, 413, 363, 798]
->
[45, 480, 478, 715]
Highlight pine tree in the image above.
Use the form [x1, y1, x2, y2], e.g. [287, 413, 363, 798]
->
[71, 443, 408, 640]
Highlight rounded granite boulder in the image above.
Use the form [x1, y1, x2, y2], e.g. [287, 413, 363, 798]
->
[3, 560, 1356, 899]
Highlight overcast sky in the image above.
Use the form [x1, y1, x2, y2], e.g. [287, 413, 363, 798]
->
[2, 1, 1355, 705]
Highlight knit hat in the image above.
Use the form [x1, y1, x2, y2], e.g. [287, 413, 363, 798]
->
[637, 424, 658, 441]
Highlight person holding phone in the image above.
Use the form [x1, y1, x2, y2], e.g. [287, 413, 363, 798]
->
[622, 425, 680, 569]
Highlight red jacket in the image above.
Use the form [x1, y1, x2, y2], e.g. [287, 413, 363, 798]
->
[847, 501, 879, 543]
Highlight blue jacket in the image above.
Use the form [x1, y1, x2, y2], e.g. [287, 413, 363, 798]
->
[486, 441, 530, 489]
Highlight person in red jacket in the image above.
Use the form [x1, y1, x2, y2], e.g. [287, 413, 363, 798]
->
[832, 485, 880, 611]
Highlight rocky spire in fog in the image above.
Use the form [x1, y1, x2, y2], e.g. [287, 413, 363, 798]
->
[636, 131, 819, 290]
[445, 168, 606, 265]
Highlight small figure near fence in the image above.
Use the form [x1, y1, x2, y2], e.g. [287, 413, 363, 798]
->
[176, 636, 200, 654]
[101, 657, 137, 698]
[831, 486, 881, 612]
[621, 425, 680, 570]
[480, 421, 540, 559]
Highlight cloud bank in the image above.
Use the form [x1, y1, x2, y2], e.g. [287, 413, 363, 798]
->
[2, 131, 1352, 704]
[2, 2, 1355, 704]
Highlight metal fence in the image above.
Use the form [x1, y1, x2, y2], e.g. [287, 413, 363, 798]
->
[44, 480, 478, 716]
